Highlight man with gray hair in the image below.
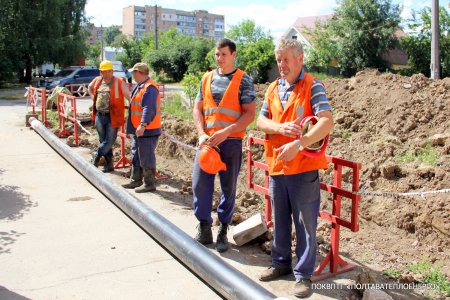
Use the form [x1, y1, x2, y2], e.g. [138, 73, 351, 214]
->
[256, 38, 334, 298]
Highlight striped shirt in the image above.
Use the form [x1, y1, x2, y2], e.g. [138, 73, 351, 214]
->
[260, 68, 331, 117]
[196, 69, 256, 105]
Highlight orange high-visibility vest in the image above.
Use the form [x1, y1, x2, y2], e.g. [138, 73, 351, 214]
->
[202, 69, 245, 139]
[91, 76, 125, 129]
[264, 72, 328, 176]
[130, 79, 161, 130]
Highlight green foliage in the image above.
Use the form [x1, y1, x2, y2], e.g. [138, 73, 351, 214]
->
[407, 261, 450, 295]
[226, 20, 275, 83]
[114, 36, 143, 68]
[162, 92, 192, 120]
[103, 25, 121, 46]
[181, 73, 202, 107]
[0, 0, 88, 83]
[306, 0, 401, 76]
[86, 42, 101, 67]
[400, 6, 450, 78]
[399, 144, 439, 166]
[383, 268, 402, 278]
[145, 29, 213, 82]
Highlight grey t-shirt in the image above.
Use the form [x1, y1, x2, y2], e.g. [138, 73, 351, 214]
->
[195, 69, 256, 105]
[95, 81, 112, 113]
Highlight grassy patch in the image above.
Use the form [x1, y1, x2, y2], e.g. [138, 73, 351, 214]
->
[162, 92, 192, 121]
[0, 93, 25, 100]
[398, 144, 439, 166]
[341, 130, 352, 139]
[46, 110, 60, 128]
[309, 72, 343, 80]
[383, 268, 402, 278]
[407, 261, 450, 295]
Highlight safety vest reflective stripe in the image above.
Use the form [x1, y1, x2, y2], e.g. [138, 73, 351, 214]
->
[205, 120, 233, 128]
[203, 107, 242, 118]
[130, 110, 161, 116]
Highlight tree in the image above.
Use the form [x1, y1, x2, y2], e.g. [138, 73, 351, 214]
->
[181, 72, 202, 107]
[114, 36, 142, 68]
[226, 19, 275, 83]
[400, 6, 450, 78]
[307, 0, 401, 76]
[104, 25, 121, 46]
[0, 0, 88, 83]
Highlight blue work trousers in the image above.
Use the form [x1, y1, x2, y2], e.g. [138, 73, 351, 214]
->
[95, 113, 118, 159]
[192, 139, 242, 225]
[269, 170, 321, 280]
[131, 135, 159, 170]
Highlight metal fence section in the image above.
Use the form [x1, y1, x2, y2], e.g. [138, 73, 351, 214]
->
[247, 136, 362, 282]
[57, 93, 79, 145]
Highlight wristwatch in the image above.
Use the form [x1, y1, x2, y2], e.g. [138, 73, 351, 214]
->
[295, 140, 304, 151]
[140, 122, 147, 127]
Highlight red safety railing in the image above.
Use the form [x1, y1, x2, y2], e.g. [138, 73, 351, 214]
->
[65, 83, 89, 97]
[57, 93, 79, 145]
[114, 105, 132, 169]
[247, 136, 362, 282]
[26, 86, 50, 127]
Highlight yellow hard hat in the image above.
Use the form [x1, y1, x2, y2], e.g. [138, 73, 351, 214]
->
[99, 60, 113, 71]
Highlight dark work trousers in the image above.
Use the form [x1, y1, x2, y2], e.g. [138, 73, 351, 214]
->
[269, 170, 321, 280]
[192, 138, 242, 225]
[94, 113, 118, 159]
[130, 134, 159, 171]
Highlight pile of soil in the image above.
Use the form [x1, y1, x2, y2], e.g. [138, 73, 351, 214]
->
[155, 70, 450, 289]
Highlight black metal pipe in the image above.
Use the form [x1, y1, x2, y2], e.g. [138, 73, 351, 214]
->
[29, 118, 277, 300]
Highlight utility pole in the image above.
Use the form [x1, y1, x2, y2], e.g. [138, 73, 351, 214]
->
[100, 24, 104, 61]
[431, 0, 440, 79]
[155, 5, 159, 50]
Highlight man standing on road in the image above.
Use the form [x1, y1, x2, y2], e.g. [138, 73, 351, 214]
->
[122, 63, 161, 193]
[88, 60, 130, 172]
[256, 39, 334, 298]
[192, 38, 256, 253]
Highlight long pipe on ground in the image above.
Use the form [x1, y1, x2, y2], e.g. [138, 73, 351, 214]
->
[29, 117, 278, 300]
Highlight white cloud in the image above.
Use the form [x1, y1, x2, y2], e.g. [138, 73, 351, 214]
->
[211, 0, 336, 39]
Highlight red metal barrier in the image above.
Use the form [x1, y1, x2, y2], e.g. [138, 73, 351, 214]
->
[26, 86, 50, 127]
[57, 93, 79, 145]
[247, 136, 362, 281]
[65, 84, 89, 97]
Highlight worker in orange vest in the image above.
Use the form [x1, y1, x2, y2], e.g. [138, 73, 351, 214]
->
[192, 38, 256, 252]
[257, 39, 334, 298]
[88, 60, 130, 172]
[121, 63, 161, 193]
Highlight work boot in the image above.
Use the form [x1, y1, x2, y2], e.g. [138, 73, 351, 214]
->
[135, 168, 156, 193]
[215, 223, 229, 253]
[195, 222, 213, 245]
[259, 266, 293, 282]
[102, 156, 114, 173]
[294, 279, 312, 298]
[92, 152, 101, 167]
[122, 166, 143, 189]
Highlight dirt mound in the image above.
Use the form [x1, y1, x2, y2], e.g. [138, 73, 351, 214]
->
[154, 70, 449, 287]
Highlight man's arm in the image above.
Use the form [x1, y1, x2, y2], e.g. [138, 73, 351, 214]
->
[256, 115, 301, 138]
[276, 110, 334, 161]
[121, 80, 131, 101]
[87, 80, 96, 98]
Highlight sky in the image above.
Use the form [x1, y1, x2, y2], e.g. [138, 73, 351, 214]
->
[85, 0, 450, 38]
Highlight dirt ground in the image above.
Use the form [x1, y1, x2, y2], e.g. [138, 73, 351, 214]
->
[56, 70, 449, 299]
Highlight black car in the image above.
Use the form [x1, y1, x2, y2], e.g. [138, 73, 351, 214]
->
[40, 66, 100, 90]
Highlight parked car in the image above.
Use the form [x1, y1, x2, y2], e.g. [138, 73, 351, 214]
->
[112, 61, 132, 83]
[40, 66, 100, 90]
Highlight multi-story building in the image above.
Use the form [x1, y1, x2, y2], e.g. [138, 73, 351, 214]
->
[122, 5, 224, 40]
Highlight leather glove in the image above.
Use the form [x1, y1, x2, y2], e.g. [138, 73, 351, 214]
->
[198, 133, 210, 146]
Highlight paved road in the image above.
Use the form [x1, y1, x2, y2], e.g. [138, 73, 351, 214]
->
[0, 98, 219, 300]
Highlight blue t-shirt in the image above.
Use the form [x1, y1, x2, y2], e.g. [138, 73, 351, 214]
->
[260, 68, 332, 117]
[196, 69, 256, 105]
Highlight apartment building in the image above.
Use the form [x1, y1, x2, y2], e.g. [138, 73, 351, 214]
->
[122, 5, 225, 40]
